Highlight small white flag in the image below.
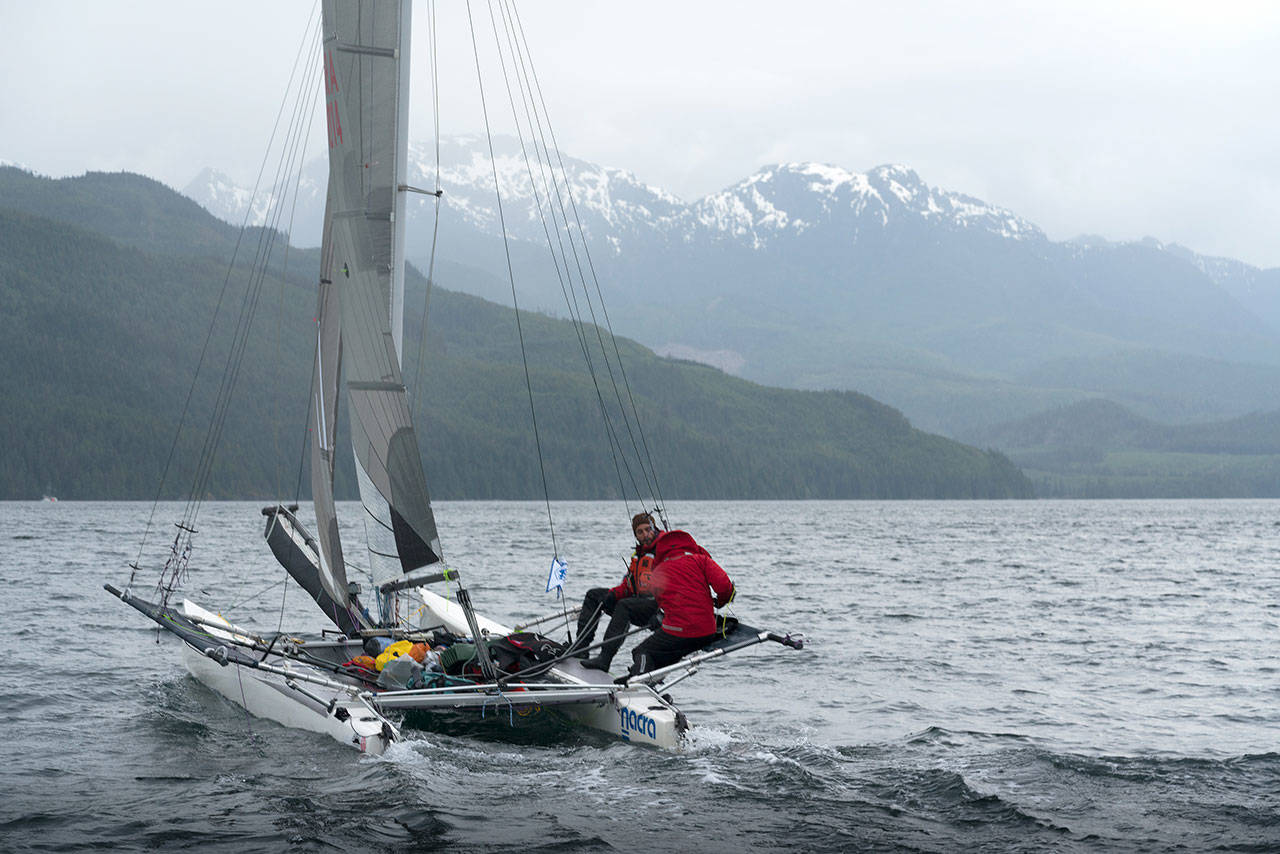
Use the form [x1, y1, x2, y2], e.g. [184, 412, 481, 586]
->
[546, 557, 568, 596]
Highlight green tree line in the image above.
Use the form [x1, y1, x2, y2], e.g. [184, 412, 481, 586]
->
[0, 167, 1031, 500]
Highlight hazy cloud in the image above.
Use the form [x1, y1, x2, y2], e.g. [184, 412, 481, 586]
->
[2, 0, 1277, 266]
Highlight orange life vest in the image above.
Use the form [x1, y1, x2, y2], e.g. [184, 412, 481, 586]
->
[630, 552, 656, 596]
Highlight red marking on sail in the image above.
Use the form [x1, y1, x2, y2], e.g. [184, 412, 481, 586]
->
[323, 51, 343, 149]
[324, 51, 339, 96]
[327, 101, 343, 149]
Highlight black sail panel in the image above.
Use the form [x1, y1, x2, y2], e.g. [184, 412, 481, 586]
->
[390, 505, 439, 572]
[263, 506, 369, 636]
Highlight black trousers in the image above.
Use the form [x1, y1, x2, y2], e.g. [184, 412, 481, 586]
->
[629, 629, 715, 675]
[576, 589, 658, 665]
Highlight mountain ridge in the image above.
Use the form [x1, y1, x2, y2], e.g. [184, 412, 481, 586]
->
[181, 138, 1049, 255]
[967, 398, 1280, 497]
[179, 137, 1280, 343]
[176, 139, 1280, 448]
[0, 165, 1031, 500]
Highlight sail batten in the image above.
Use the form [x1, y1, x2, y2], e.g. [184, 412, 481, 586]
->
[349, 380, 407, 392]
[333, 42, 398, 58]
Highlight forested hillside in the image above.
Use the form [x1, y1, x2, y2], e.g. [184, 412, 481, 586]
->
[186, 141, 1280, 439]
[969, 399, 1280, 497]
[0, 167, 1031, 500]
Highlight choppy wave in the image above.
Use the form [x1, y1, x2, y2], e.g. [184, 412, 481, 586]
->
[4, 499, 1280, 851]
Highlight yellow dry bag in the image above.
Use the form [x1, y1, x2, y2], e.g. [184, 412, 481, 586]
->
[374, 640, 414, 671]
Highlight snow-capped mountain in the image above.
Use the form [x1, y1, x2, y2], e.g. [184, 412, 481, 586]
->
[179, 137, 1280, 436]
[182, 168, 278, 228]
[685, 162, 1041, 249]
[416, 136, 685, 246]
[1163, 241, 1280, 318]
[181, 136, 1041, 256]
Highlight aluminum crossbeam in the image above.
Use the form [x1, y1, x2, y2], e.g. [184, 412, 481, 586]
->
[368, 684, 618, 711]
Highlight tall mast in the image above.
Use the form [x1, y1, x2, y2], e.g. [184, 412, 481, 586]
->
[390, 0, 412, 361]
[321, 0, 443, 624]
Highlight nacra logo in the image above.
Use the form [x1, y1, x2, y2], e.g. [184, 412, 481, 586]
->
[619, 707, 657, 741]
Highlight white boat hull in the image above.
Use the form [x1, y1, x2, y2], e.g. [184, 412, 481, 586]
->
[180, 602, 394, 755]
[412, 589, 686, 750]
[178, 595, 686, 753]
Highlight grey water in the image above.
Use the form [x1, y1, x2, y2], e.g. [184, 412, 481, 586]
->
[3, 499, 1280, 852]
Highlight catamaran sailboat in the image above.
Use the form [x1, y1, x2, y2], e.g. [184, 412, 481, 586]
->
[108, 0, 802, 755]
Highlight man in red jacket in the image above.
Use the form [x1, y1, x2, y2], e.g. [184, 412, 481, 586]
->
[574, 512, 661, 671]
[627, 528, 735, 677]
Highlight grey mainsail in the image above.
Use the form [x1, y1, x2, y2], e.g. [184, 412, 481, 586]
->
[261, 197, 374, 637]
[308, 197, 353, 609]
[322, 0, 442, 593]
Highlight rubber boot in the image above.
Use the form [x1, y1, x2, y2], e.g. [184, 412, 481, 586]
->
[573, 613, 600, 659]
[582, 614, 628, 671]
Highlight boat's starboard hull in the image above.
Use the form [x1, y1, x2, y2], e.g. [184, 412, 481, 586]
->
[413, 588, 687, 750]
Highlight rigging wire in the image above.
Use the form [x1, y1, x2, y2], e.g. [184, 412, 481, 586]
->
[193, 44, 323, 618]
[138, 10, 318, 599]
[128, 6, 322, 592]
[275, 37, 325, 511]
[137, 8, 322, 607]
[181, 28, 320, 516]
[266, 93, 319, 505]
[506, 0, 670, 524]
[225, 578, 287, 612]
[268, 18, 331, 634]
[482, 0, 636, 509]
[410, 0, 443, 411]
[490, 0, 667, 521]
[493, 0, 645, 494]
[466, 0, 558, 557]
[186, 33, 323, 523]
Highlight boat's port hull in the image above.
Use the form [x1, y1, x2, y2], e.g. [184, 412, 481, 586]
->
[182, 644, 393, 754]
[180, 601, 393, 754]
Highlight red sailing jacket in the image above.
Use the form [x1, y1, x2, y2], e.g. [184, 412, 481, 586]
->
[649, 530, 735, 638]
[608, 548, 656, 600]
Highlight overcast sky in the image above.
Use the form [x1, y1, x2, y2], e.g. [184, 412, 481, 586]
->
[3, 1, 1278, 267]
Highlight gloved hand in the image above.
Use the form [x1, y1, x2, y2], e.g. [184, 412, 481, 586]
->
[602, 591, 617, 609]
[646, 609, 664, 631]
[714, 586, 735, 609]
